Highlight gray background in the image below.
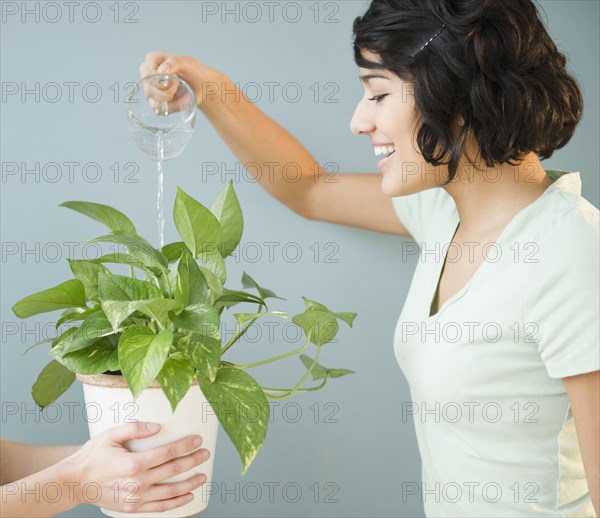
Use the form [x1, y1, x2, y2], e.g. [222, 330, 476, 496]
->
[1, 1, 598, 517]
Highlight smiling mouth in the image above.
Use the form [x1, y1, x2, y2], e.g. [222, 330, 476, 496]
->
[374, 145, 395, 157]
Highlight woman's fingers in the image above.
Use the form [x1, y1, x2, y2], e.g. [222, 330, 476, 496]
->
[140, 50, 174, 76]
[157, 56, 177, 74]
[145, 473, 207, 503]
[104, 422, 161, 445]
[134, 491, 196, 514]
[136, 434, 202, 469]
[147, 447, 211, 484]
[140, 77, 179, 102]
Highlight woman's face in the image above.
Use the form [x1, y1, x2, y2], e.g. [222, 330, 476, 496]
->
[350, 50, 449, 196]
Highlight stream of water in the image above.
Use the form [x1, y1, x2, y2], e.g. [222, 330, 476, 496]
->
[156, 131, 165, 249]
[128, 120, 194, 249]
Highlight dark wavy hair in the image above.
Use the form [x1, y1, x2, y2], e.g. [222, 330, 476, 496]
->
[352, 0, 584, 183]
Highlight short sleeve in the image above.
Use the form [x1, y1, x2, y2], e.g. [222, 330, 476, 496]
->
[523, 205, 600, 378]
[391, 187, 456, 244]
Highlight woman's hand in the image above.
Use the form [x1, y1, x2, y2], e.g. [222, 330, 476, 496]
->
[139, 51, 217, 112]
[65, 421, 210, 514]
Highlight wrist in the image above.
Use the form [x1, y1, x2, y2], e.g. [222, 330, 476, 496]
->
[195, 67, 227, 112]
[54, 449, 85, 507]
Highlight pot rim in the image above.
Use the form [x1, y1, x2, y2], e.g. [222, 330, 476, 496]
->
[76, 373, 198, 389]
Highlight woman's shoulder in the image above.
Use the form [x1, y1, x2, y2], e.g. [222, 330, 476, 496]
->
[521, 173, 599, 379]
[534, 170, 598, 246]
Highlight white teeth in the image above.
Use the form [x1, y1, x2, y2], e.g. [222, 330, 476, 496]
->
[374, 145, 395, 157]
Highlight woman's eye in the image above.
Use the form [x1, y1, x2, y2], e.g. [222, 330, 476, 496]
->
[369, 94, 388, 103]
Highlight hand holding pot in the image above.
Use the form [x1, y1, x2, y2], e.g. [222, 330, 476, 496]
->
[66, 421, 210, 514]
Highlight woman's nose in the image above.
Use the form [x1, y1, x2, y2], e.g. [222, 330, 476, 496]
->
[350, 97, 374, 136]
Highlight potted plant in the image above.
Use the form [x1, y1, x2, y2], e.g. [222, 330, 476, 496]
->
[10, 180, 357, 518]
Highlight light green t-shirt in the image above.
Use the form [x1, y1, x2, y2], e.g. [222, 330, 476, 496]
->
[392, 170, 599, 517]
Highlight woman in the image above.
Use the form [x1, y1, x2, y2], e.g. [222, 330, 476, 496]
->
[140, 0, 599, 516]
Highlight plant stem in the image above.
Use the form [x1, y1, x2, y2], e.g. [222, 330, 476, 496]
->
[220, 304, 265, 355]
[232, 329, 312, 370]
[262, 377, 327, 396]
[149, 318, 163, 333]
[263, 342, 322, 400]
[129, 265, 135, 279]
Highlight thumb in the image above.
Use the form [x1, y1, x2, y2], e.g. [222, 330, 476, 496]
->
[105, 421, 161, 444]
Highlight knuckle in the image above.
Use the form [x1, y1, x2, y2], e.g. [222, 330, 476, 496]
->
[192, 474, 205, 487]
[123, 503, 138, 513]
[165, 484, 179, 499]
[187, 436, 200, 450]
[163, 444, 177, 460]
[124, 458, 142, 476]
[197, 449, 210, 463]
[168, 460, 182, 476]
[126, 478, 142, 492]
[153, 500, 172, 513]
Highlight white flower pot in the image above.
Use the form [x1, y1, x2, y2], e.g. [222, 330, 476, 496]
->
[77, 373, 219, 518]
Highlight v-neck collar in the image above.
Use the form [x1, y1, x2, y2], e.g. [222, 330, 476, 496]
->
[426, 169, 580, 319]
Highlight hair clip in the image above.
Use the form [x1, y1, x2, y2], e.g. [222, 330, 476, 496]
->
[410, 24, 446, 60]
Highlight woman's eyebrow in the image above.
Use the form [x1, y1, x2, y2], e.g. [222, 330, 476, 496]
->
[359, 74, 391, 84]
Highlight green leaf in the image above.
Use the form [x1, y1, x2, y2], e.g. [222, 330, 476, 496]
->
[198, 247, 227, 285]
[301, 296, 331, 312]
[174, 332, 221, 382]
[90, 233, 168, 271]
[233, 310, 288, 327]
[98, 271, 163, 302]
[52, 334, 120, 374]
[32, 360, 76, 409]
[102, 298, 182, 331]
[169, 303, 220, 337]
[61, 311, 116, 354]
[56, 306, 98, 328]
[60, 201, 137, 236]
[332, 312, 358, 328]
[162, 242, 187, 263]
[300, 297, 358, 328]
[242, 272, 286, 303]
[198, 368, 269, 475]
[299, 354, 355, 381]
[12, 279, 87, 319]
[98, 269, 168, 329]
[176, 249, 209, 306]
[292, 310, 339, 346]
[209, 180, 244, 258]
[51, 326, 79, 347]
[214, 289, 264, 310]
[92, 253, 171, 296]
[299, 354, 328, 381]
[91, 254, 163, 277]
[119, 327, 173, 398]
[327, 368, 356, 378]
[68, 259, 109, 302]
[173, 187, 222, 258]
[200, 267, 224, 303]
[157, 354, 196, 412]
